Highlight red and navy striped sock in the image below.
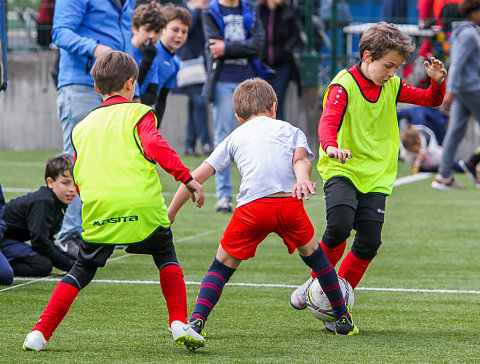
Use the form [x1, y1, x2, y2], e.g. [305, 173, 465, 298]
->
[190, 258, 235, 323]
[301, 245, 349, 320]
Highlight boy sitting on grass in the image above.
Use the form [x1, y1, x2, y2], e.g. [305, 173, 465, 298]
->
[23, 51, 205, 352]
[0, 155, 77, 281]
[168, 78, 358, 348]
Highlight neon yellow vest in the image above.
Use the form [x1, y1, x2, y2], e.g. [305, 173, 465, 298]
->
[72, 101, 170, 244]
[317, 70, 401, 195]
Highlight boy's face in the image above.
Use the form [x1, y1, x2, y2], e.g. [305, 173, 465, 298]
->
[46, 171, 76, 205]
[362, 50, 406, 86]
[160, 19, 189, 52]
[132, 24, 161, 48]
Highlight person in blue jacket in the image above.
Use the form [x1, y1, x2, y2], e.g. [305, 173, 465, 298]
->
[201, 0, 265, 213]
[52, 0, 134, 253]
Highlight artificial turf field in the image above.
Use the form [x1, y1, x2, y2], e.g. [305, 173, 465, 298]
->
[1, 149, 479, 363]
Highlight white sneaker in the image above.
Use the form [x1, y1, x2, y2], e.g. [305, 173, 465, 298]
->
[170, 320, 205, 351]
[23, 330, 47, 351]
[431, 174, 465, 190]
[290, 277, 314, 310]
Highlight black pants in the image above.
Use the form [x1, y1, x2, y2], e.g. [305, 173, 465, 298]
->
[9, 254, 53, 277]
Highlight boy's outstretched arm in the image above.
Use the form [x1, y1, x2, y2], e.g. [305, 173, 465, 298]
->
[168, 162, 215, 223]
[292, 147, 316, 200]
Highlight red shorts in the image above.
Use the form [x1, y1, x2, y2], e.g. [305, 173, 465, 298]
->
[221, 197, 315, 260]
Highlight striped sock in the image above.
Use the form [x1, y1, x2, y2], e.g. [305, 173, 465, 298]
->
[301, 245, 348, 320]
[190, 258, 235, 323]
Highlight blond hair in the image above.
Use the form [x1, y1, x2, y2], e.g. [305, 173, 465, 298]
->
[359, 22, 416, 62]
[233, 78, 278, 120]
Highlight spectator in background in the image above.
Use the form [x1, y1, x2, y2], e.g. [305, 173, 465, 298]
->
[153, 5, 191, 128]
[417, 0, 462, 30]
[432, 0, 480, 190]
[131, 1, 165, 106]
[175, 0, 213, 156]
[257, 0, 301, 121]
[52, 0, 134, 253]
[0, 155, 76, 280]
[36, 0, 55, 48]
[0, 183, 14, 286]
[202, 0, 265, 213]
[381, 0, 408, 23]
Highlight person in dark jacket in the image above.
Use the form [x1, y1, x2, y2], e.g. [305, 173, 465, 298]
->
[0, 183, 14, 285]
[201, 0, 265, 213]
[0, 155, 77, 279]
[257, 0, 301, 121]
[175, 0, 213, 156]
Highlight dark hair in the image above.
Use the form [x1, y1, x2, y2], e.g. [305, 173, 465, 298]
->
[133, 1, 166, 32]
[161, 4, 191, 27]
[90, 51, 139, 95]
[359, 22, 416, 62]
[233, 78, 278, 120]
[459, 0, 480, 17]
[45, 154, 74, 182]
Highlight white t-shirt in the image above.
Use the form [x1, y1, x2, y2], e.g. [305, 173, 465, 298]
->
[205, 115, 314, 207]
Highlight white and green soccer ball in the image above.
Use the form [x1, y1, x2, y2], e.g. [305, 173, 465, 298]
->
[306, 276, 354, 322]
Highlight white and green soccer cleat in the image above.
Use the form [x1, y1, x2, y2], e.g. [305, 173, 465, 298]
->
[171, 320, 205, 351]
[290, 277, 314, 310]
[23, 330, 47, 351]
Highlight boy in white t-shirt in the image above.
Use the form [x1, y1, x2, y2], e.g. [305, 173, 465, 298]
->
[168, 78, 358, 346]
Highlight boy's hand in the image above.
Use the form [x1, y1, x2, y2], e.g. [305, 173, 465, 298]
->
[185, 179, 205, 208]
[424, 57, 447, 84]
[292, 181, 316, 200]
[209, 39, 225, 58]
[326, 146, 352, 164]
[140, 39, 158, 65]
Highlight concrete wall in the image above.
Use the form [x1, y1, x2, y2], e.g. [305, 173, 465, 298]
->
[1, 51, 479, 163]
[0, 51, 320, 154]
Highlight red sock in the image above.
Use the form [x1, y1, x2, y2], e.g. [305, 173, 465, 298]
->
[160, 265, 188, 326]
[320, 239, 347, 267]
[32, 282, 79, 341]
[337, 250, 372, 289]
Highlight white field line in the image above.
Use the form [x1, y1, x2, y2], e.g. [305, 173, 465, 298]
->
[1, 172, 432, 196]
[5, 277, 480, 295]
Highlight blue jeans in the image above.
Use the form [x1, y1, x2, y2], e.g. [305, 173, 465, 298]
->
[185, 92, 212, 150]
[57, 85, 103, 241]
[270, 63, 291, 121]
[438, 90, 480, 178]
[211, 81, 237, 199]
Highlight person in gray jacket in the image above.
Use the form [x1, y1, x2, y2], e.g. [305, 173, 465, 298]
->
[201, 0, 265, 213]
[432, 0, 480, 190]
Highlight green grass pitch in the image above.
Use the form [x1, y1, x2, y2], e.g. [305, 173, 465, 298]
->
[1, 149, 479, 363]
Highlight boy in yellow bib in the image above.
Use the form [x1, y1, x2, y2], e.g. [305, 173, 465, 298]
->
[291, 22, 446, 329]
[23, 51, 206, 352]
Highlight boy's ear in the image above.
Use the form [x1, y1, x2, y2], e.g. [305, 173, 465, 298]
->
[362, 50, 372, 63]
[94, 82, 102, 95]
[46, 177, 54, 189]
[125, 77, 134, 91]
[235, 113, 246, 124]
[269, 102, 277, 118]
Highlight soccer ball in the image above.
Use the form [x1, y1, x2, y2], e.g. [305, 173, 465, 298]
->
[306, 277, 354, 322]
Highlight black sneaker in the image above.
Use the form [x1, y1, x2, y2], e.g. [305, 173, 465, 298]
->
[459, 160, 478, 183]
[189, 318, 206, 337]
[58, 231, 82, 258]
[335, 314, 359, 335]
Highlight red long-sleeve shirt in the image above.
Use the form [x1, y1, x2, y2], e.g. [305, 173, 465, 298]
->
[318, 63, 446, 152]
[75, 96, 192, 193]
